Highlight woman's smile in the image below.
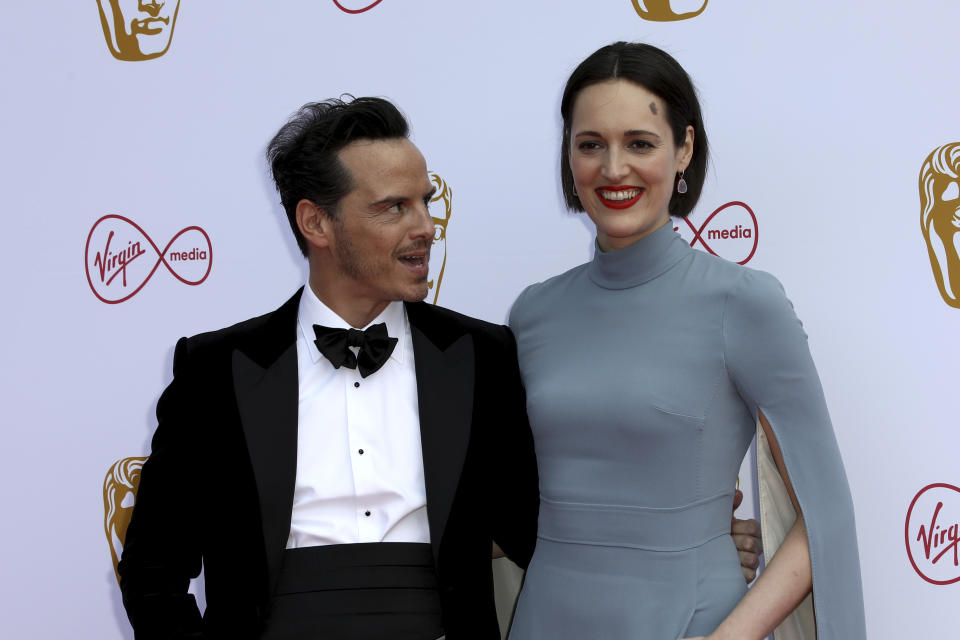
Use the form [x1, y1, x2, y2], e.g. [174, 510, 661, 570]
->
[595, 186, 645, 209]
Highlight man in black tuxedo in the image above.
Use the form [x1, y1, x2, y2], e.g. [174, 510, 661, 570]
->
[119, 97, 760, 640]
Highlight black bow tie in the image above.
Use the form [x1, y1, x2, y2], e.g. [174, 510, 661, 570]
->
[312, 322, 398, 378]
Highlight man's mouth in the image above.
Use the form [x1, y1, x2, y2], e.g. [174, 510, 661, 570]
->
[595, 187, 644, 209]
[397, 251, 429, 274]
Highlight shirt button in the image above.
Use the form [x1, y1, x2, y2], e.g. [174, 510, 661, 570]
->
[364, 510, 371, 517]
[354, 382, 360, 388]
[358, 449, 364, 455]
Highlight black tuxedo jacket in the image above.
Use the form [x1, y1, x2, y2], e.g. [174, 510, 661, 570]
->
[119, 290, 540, 639]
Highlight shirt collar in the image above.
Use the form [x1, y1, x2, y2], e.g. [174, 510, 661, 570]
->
[297, 285, 408, 366]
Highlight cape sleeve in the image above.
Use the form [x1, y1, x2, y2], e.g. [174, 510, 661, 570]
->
[722, 269, 866, 640]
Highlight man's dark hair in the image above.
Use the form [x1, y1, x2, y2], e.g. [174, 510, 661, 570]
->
[266, 96, 410, 256]
[559, 42, 709, 219]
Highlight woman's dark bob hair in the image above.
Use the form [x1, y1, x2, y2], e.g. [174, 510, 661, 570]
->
[560, 42, 708, 219]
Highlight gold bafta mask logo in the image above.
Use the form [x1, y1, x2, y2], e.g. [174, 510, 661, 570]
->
[632, 0, 708, 21]
[427, 172, 452, 305]
[96, 0, 181, 61]
[919, 143, 960, 308]
[103, 456, 148, 582]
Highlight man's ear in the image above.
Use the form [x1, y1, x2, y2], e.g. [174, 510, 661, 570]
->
[295, 199, 332, 250]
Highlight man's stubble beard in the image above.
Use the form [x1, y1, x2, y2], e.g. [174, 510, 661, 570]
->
[333, 226, 430, 302]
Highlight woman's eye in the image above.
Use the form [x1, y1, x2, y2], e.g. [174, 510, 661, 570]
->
[628, 139, 653, 151]
[577, 141, 602, 152]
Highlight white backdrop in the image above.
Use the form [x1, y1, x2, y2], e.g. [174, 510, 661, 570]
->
[1, 1, 957, 637]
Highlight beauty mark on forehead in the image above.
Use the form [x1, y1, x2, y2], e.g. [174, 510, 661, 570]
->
[649, 102, 658, 115]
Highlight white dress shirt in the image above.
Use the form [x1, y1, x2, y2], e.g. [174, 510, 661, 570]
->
[286, 286, 430, 548]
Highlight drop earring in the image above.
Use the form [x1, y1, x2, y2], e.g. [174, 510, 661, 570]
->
[676, 172, 688, 195]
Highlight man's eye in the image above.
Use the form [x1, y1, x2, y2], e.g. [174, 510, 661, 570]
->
[388, 202, 403, 213]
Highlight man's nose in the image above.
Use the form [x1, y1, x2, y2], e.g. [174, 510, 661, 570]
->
[411, 202, 435, 240]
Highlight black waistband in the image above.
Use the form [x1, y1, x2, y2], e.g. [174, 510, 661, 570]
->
[275, 542, 438, 594]
[263, 543, 443, 640]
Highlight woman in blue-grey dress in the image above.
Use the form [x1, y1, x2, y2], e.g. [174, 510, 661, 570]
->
[507, 42, 866, 640]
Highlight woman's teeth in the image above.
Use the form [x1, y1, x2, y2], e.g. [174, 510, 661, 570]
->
[598, 189, 641, 201]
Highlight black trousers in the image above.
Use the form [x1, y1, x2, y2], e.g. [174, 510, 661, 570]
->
[260, 542, 444, 640]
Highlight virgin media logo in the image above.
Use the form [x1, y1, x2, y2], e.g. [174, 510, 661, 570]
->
[674, 201, 759, 265]
[905, 483, 960, 585]
[85, 215, 212, 304]
[332, 0, 385, 13]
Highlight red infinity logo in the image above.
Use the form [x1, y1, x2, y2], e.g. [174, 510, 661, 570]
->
[905, 483, 960, 585]
[675, 201, 759, 265]
[84, 214, 213, 304]
[332, 0, 386, 13]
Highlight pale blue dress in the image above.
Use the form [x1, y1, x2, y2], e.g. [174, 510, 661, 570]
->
[507, 223, 865, 639]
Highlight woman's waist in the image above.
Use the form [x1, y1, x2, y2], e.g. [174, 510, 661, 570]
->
[536, 491, 734, 551]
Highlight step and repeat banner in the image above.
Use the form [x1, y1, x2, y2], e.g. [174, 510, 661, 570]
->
[0, 1, 957, 637]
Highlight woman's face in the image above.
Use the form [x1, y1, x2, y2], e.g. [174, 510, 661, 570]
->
[569, 79, 693, 251]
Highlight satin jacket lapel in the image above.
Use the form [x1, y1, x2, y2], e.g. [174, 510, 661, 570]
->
[406, 302, 474, 562]
[232, 289, 301, 597]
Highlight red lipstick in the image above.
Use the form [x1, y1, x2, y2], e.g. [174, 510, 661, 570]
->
[595, 186, 644, 210]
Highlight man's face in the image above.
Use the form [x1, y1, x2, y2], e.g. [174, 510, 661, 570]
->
[327, 138, 436, 306]
[96, 0, 181, 61]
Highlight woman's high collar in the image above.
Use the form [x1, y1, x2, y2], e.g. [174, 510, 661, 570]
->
[587, 222, 691, 290]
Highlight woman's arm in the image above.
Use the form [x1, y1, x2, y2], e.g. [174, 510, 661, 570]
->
[713, 268, 865, 639]
[684, 410, 811, 640]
